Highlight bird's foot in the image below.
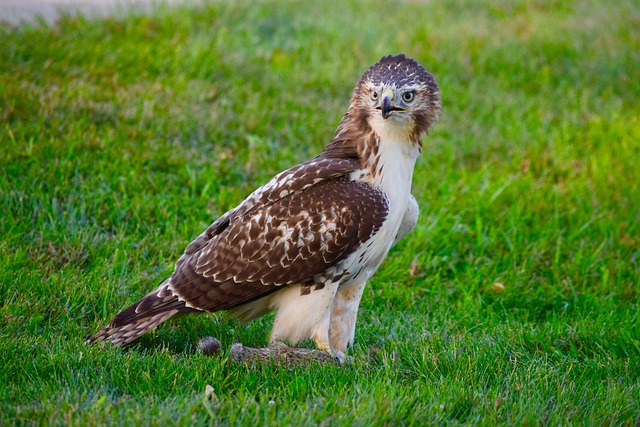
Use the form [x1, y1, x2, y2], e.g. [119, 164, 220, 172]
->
[314, 339, 348, 365]
[314, 340, 333, 355]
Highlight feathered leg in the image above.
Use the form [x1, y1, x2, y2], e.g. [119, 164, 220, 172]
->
[268, 281, 340, 355]
[329, 281, 366, 361]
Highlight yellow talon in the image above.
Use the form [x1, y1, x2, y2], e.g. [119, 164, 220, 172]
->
[315, 340, 332, 354]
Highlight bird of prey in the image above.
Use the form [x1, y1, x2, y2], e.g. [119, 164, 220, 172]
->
[88, 54, 441, 362]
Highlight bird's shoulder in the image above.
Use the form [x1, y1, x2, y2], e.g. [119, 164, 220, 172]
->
[183, 155, 363, 256]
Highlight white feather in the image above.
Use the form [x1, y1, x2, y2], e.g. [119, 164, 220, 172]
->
[269, 282, 339, 348]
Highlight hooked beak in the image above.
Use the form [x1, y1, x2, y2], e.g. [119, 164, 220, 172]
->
[380, 96, 394, 119]
[376, 89, 404, 119]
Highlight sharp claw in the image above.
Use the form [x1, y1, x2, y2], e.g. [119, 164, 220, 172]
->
[315, 340, 348, 365]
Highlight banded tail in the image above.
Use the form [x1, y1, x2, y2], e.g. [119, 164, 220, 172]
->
[87, 279, 199, 346]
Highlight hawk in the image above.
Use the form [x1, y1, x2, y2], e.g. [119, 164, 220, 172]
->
[88, 54, 441, 362]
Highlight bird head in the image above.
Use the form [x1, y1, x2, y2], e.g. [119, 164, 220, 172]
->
[349, 54, 441, 141]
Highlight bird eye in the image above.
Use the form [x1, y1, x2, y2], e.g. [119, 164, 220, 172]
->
[371, 91, 378, 101]
[402, 91, 415, 102]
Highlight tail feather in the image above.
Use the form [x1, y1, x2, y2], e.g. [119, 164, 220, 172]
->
[86, 279, 199, 346]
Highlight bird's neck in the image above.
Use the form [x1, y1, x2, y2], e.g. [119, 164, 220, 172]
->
[323, 113, 422, 164]
[323, 113, 421, 190]
[363, 129, 419, 192]
[354, 123, 420, 248]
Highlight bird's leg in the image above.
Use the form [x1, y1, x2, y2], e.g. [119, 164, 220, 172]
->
[329, 281, 367, 363]
[269, 281, 339, 358]
[308, 281, 341, 358]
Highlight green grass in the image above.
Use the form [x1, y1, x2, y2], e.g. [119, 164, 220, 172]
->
[1, 0, 639, 424]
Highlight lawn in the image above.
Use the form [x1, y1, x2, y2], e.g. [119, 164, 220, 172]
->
[1, 0, 639, 425]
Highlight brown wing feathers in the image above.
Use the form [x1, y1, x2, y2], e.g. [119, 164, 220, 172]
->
[88, 154, 388, 346]
[170, 177, 388, 312]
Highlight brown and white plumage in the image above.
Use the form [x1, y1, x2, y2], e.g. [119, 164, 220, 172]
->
[87, 54, 441, 361]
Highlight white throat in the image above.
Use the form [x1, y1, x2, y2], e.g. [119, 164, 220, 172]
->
[367, 115, 420, 197]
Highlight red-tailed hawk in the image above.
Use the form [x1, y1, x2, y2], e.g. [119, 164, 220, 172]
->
[88, 54, 441, 362]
